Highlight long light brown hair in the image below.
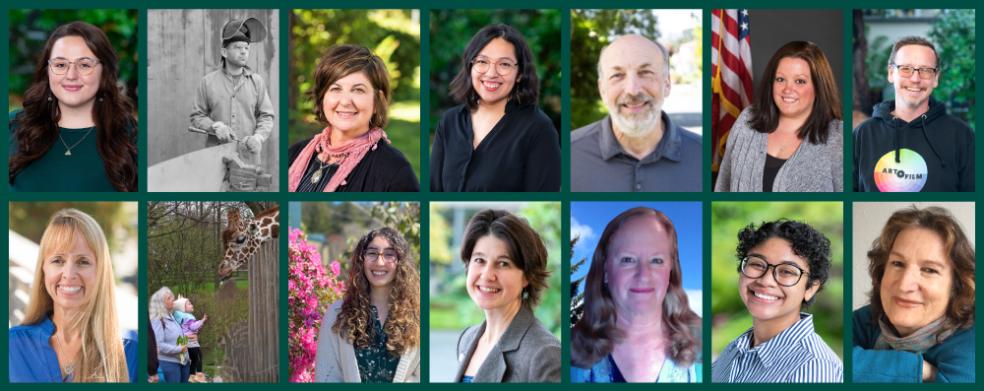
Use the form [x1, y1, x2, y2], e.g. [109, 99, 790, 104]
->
[22, 209, 129, 382]
[571, 207, 701, 368]
[9, 21, 137, 191]
[333, 227, 420, 354]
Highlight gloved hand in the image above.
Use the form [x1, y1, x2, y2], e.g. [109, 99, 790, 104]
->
[211, 121, 233, 143]
[245, 135, 262, 153]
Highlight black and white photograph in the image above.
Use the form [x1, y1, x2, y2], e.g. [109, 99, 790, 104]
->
[147, 9, 280, 192]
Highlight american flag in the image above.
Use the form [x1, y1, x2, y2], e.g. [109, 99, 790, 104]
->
[711, 9, 754, 173]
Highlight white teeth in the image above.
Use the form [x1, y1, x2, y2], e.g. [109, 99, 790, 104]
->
[482, 81, 501, 89]
[479, 286, 501, 293]
[60, 286, 82, 293]
[753, 291, 779, 301]
[371, 270, 387, 276]
[781, 97, 797, 103]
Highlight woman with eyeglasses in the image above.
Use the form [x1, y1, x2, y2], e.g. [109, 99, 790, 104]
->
[430, 24, 560, 192]
[314, 227, 420, 382]
[9, 21, 137, 192]
[712, 220, 842, 382]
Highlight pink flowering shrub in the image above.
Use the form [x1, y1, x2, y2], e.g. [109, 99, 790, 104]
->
[288, 227, 345, 382]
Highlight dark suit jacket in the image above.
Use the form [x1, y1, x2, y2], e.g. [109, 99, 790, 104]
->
[454, 306, 561, 383]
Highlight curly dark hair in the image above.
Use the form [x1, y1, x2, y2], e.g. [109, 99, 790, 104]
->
[333, 227, 420, 354]
[736, 219, 831, 306]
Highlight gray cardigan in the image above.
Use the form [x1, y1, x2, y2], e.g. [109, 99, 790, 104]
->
[715, 108, 843, 192]
[314, 301, 420, 383]
[454, 306, 561, 383]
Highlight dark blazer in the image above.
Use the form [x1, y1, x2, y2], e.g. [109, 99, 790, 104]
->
[454, 306, 561, 383]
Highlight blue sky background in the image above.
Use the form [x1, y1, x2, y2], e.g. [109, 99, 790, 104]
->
[571, 202, 703, 314]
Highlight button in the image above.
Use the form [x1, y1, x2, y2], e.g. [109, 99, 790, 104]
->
[635, 183, 642, 191]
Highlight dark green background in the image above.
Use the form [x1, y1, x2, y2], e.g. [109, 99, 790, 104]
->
[3, 0, 981, 386]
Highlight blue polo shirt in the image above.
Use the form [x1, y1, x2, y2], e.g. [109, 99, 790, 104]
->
[571, 112, 702, 192]
[9, 316, 138, 382]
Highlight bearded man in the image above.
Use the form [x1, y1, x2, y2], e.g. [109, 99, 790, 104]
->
[571, 34, 702, 192]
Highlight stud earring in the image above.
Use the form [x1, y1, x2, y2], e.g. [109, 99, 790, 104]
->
[522, 289, 529, 300]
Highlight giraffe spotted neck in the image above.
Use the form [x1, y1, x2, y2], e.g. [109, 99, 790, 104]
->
[218, 205, 280, 281]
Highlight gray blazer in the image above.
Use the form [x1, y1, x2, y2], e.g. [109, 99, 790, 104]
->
[715, 107, 843, 192]
[454, 306, 561, 383]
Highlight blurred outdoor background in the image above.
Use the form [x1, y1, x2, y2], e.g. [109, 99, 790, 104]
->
[147, 201, 280, 382]
[286, 201, 419, 382]
[8, 202, 138, 331]
[8, 9, 138, 113]
[429, 202, 560, 382]
[569, 202, 703, 330]
[571, 9, 703, 134]
[289, 10, 421, 179]
[429, 9, 562, 138]
[853, 9, 975, 129]
[711, 202, 843, 360]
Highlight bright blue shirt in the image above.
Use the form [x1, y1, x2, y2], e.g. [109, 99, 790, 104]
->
[712, 313, 842, 382]
[9, 316, 138, 382]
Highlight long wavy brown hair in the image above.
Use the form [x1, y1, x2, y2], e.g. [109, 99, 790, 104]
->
[866, 206, 975, 336]
[9, 21, 137, 191]
[571, 207, 701, 368]
[333, 227, 420, 354]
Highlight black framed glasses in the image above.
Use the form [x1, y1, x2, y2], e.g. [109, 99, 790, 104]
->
[472, 57, 518, 75]
[48, 58, 101, 76]
[364, 248, 399, 263]
[739, 256, 808, 287]
[890, 63, 938, 80]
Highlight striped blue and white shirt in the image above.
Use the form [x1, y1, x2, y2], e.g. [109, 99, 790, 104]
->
[712, 313, 842, 383]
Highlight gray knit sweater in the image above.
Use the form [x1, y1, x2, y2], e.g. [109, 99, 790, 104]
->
[715, 108, 843, 192]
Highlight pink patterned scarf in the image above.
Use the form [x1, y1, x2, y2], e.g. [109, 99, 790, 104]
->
[287, 126, 389, 192]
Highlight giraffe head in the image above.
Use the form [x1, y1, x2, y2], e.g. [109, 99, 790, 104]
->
[218, 205, 280, 281]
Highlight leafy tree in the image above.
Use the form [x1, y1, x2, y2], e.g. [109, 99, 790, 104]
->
[929, 9, 975, 129]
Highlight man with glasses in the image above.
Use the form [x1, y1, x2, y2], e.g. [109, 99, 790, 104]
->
[571, 34, 702, 192]
[853, 36, 974, 192]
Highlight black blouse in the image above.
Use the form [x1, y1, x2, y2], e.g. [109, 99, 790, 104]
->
[430, 100, 561, 192]
[762, 154, 787, 192]
[288, 137, 419, 192]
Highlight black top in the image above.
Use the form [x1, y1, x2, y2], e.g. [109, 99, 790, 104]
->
[288, 137, 419, 192]
[762, 154, 787, 192]
[430, 100, 561, 192]
[608, 354, 627, 383]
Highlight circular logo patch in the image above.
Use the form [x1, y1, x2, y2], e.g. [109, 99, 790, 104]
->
[873, 148, 928, 192]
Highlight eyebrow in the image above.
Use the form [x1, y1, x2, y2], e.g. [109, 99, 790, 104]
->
[889, 251, 946, 268]
[476, 55, 517, 62]
[49, 56, 96, 61]
[747, 253, 804, 268]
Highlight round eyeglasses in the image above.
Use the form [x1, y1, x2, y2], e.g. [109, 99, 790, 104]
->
[472, 57, 517, 75]
[48, 58, 101, 76]
[364, 248, 399, 263]
[739, 256, 809, 287]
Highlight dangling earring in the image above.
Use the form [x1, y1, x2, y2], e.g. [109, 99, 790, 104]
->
[522, 289, 529, 300]
[98, 96, 104, 102]
[47, 95, 53, 102]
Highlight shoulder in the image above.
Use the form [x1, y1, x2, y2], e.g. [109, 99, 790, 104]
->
[370, 140, 413, 166]
[201, 69, 224, 83]
[322, 301, 344, 328]
[729, 107, 757, 138]
[937, 112, 975, 137]
[439, 104, 468, 124]
[571, 118, 605, 145]
[288, 137, 314, 163]
[674, 123, 703, 146]
[9, 322, 44, 342]
[523, 318, 561, 348]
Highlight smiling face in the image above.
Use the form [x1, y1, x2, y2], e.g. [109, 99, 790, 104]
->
[363, 235, 398, 288]
[43, 231, 98, 313]
[772, 57, 816, 121]
[739, 237, 819, 328]
[604, 215, 673, 319]
[470, 37, 518, 106]
[889, 44, 939, 113]
[221, 41, 250, 68]
[324, 71, 376, 137]
[466, 234, 528, 312]
[48, 35, 102, 111]
[879, 227, 952, 336]
[185, 300, 194, 313]
[598, 35, 670, 137]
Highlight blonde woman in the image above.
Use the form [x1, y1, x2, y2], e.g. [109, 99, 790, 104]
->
[9, 209, 136, 382]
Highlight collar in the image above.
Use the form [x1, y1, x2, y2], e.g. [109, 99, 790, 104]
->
[39, 315, 56, 337]
[222, 65, 254, 79]
[495, 305, 535, 353]
[598, 111, 683, 163]
[732, 312, 815, 369]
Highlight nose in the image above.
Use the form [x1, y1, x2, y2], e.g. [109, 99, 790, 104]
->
[896, 265, 921, 291]
[625, 73, 643, 95]
[477, 263, 496, 281]
[64, 63, 80, 80]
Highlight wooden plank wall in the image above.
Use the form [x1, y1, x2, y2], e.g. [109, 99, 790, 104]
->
[147, 9, 280, 189]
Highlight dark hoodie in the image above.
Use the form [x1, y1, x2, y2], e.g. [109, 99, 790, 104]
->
[854, 98, 974, 192]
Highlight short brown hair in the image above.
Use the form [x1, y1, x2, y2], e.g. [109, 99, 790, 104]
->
[571, 207, 700, 368]
[866, 206, 975, 334]
[749, 41, 841, 145]
[312, 44, 390, 129]
[460, 209, 550, 308]
[888, 36, 939, 69]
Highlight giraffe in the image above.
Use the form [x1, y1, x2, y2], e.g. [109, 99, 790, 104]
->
[217, 205, 280, 281]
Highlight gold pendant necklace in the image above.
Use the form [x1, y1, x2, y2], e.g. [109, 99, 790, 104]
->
[310, 159, 328, 184]
[58, 127, 95, 156]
